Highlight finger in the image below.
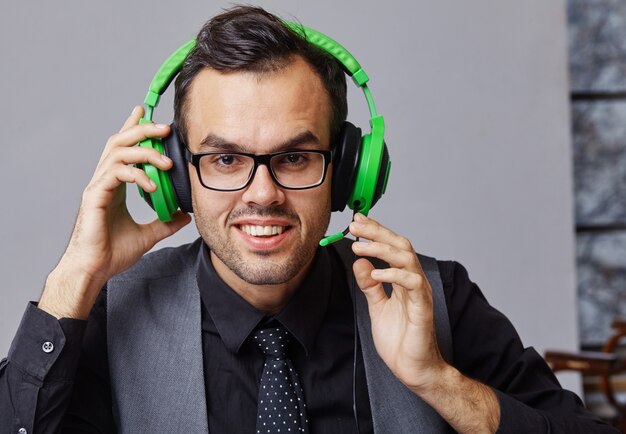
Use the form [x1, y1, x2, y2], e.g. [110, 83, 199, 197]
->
[106, 122, 170, 151]
[102, 146, 173, 171]
[370, 267, 432, 305]
[119, 106, 144, 133]
[353, 258, 388, 310]
[141, 211, 193, 249]
[92, 164, 157, 194]
[352, 240, 419, 271]
[349, 213, 414, 253]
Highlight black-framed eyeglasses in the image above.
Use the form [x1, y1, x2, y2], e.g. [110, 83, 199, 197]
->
[186, 149, 333, 191]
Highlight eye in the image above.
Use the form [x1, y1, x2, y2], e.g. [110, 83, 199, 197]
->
[210, 154, 245, 167]
[278, 152, 308, 165]
[217, 154, 235, 166]
[201, 154, 250, 175]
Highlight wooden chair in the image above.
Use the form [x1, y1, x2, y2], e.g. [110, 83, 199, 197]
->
[544, 320, 626, 430]
[600, 321, 626, 415]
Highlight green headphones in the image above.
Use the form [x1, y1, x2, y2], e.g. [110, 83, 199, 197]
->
[137, 22, 391, 246]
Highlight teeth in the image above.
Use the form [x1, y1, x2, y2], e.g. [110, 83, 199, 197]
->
[240, 225, 285, 237]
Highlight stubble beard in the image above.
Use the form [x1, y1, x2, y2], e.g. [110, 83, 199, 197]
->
[194, 205, 331, 285]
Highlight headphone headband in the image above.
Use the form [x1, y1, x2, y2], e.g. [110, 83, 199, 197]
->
[143, 23, 380, 119]
[143, 39, 196, 121]
[281, 22, 369, 86]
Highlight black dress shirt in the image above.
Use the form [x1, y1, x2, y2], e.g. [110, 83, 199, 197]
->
[0, 240, 619, 434]
[197, 243, 373, 433]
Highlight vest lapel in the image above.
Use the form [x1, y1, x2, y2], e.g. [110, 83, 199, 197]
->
[107, 244, 209, 434]
[333, 239, 453, 433]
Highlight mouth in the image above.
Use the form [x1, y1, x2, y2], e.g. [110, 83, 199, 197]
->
[234, 222, 293, 251]
[238, 224, 287, 237]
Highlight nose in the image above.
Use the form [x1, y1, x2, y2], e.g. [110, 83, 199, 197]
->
[241, 164, 285, 207]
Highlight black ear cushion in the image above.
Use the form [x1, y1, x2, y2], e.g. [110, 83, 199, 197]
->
[331, 121, 362, 212]
[371, 141, 390, 209]
[163, 123, 193, 213]
[137, 161, 156, 211]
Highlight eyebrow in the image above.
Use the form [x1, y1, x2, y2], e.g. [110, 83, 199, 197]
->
[198, 131, 323, 153]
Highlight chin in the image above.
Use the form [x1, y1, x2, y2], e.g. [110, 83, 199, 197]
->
[229, 257, 306, 286]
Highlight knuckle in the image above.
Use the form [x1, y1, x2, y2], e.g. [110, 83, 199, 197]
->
[370, 220, 381, 233]
[82, 184, 94, 199]
[401, 250, 416, 264]
[384, 242, 396, 256]
[124, 165, 137, 181]
[150, 148, 164, 162]
[106, 133, 119, 147]
[113, 147, 140, 165]
[386, 268, 398, 279]
[410, 272, 424, 288]
[136, 166, 149, 180]
[140, 122, 155, 135]
[106, 148, 128, 164]
[399, 237, 413, 252]
[106, 147, 122, 161]
[82, 181, 102, 201]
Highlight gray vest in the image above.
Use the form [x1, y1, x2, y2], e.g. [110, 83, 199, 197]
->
[107, 239, 453, 433]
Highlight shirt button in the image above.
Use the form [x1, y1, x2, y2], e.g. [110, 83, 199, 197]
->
[42, 342, 54, 353]
[18, 428, 27, 434]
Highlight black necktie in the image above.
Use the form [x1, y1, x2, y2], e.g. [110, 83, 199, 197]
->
[252, 324, 309, 434]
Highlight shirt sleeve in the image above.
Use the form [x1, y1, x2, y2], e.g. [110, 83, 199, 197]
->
[57, 288, 117, 433]
[439, 260, 619, 434]
[0, 302, 86, 434]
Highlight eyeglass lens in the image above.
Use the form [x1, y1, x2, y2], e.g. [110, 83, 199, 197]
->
[198, 151, 326, 189]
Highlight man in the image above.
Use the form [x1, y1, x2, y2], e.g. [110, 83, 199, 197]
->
[0, 6, 617, 434]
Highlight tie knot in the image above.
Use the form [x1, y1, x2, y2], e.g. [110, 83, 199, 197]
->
[252, 325, 291, 359]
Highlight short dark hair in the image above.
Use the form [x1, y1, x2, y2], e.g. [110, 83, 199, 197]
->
[173, 5, 348, 146]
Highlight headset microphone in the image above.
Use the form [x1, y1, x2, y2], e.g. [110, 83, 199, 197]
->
[319, 203, 360, 247]
[320, 228, 352, 247]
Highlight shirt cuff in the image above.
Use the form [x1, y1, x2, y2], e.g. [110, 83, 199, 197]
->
[7, 302, 87, 382]
[493, 388, 549, 434]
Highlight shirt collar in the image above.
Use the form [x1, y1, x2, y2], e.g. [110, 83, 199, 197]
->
[196, 242, 332, 355]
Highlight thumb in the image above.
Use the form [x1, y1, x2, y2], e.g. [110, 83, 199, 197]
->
[141, 211, 192, 249]
[353, 258, 388, 312]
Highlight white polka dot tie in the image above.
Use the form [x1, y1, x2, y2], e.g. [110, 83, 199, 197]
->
[252, 324, 309, 434]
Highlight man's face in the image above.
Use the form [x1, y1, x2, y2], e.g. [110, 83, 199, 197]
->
[185, 56, 333, 288]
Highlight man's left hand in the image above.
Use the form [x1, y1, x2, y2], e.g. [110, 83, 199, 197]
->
[349, 213, 501, 433]
[349, 212, 448, 393]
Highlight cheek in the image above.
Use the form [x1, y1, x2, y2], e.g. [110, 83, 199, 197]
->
[189, 175, 233, 221]
[293, 184, 332, 225]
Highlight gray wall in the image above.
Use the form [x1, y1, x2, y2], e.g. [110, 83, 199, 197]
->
[0, 1, 578, 390]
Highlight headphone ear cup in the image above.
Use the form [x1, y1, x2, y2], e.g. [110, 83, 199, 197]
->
[162, 123, 193, 213]
[331, 121, 362, 212]
[137, 159, 156, 211]
[371, 141, 390, 209]
[137, 134, 179, 221]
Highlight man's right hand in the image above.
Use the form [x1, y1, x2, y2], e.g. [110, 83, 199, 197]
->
[38, 106, 192, 320]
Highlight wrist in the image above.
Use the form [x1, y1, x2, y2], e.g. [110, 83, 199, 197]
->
[408, 361, 458, 397]
[408, 364, 501, 433]
[39, 265, 104, 320]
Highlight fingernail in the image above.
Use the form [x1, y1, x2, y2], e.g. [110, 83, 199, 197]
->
[353, 241, 366, 249]
[351, 221, 365, 229]
[161, 154, 171, 164]
[131, 106, 140, 115]
[372, 269, 384, 278]
[354, 213, 367, 222]
[149, 180, 157, 189]
[155, 123, 168, 129]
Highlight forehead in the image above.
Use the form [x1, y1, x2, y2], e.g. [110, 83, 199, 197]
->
[184, 57, 333, 153]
